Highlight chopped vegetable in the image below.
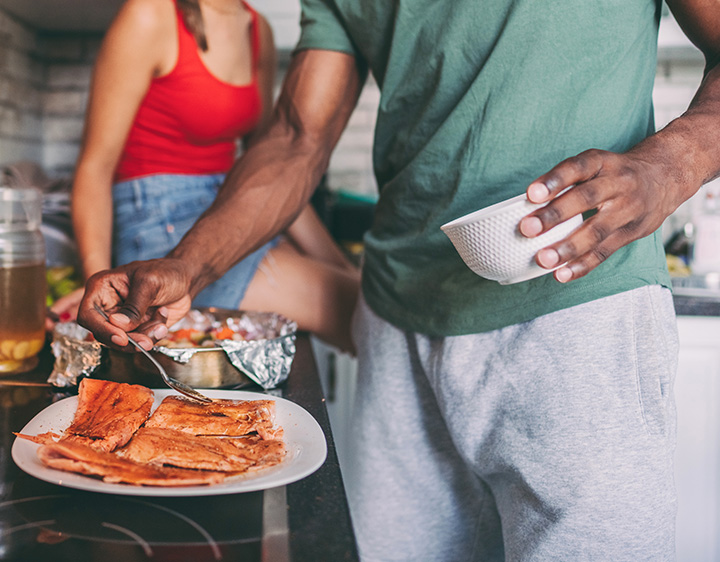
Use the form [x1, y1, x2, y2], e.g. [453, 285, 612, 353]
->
[157, 319, 249, 348]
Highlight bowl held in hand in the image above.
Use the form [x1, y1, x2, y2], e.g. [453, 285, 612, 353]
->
[441, 193, 583, 285]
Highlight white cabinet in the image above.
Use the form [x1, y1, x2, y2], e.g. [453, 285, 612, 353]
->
[310, 338, 358, 475]
[675, 315, 720, 562]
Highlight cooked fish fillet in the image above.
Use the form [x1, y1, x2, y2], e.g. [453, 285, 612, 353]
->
[19, 383, 288, 488]
[64, 378, 154, 452]
[37, 440, 226, 487]
[14, 431, 61, 445]
[118, 427, 286, 472]
[145, 396, 282, 440]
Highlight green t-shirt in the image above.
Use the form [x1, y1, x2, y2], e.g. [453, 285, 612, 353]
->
[297, 0, 671, 336]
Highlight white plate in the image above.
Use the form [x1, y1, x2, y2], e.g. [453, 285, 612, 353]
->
[11, 389, 327, 497]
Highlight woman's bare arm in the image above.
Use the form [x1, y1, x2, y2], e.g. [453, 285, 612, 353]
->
[72, 0, 174, 281]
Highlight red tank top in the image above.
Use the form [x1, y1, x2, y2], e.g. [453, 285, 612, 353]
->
[114, 1, 262, 182]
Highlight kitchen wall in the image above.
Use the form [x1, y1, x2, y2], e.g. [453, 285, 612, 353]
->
[0, 9, 99, 176]
[0, 10, 45, 167]
[0, 6, 706, 204]
[0, 2, 379, 196]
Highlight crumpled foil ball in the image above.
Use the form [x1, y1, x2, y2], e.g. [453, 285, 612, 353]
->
[48, 322, 103, 387]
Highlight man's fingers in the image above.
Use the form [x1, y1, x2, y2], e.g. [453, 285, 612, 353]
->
[112, 264, 168, 330]
[552, 229, 630, 282]
[114, 289, 153, 330]
[519, 185, 589, 238]
[75, 270, 137, 350]
[77, 298, 130, 349]
[535, 214, 639, 282]
[90, 306, 159, 352]
[522, 169, 631, 238]
[131, 308, 170, 344]
[114, 260, 192, 332]
[126, 331, 155, 350]
[518, 148, 675, 282]
[527, 149, 605, 204]
[522, 150, 617, 237]
[76, 259, 193, 350]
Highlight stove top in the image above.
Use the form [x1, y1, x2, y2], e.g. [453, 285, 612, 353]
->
[0, 466, 286, 562]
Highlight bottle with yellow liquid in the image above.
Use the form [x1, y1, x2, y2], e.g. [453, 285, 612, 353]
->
[0, 187, 47, 374]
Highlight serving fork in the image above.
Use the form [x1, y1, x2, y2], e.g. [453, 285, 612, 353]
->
[94, 304, 212, 403]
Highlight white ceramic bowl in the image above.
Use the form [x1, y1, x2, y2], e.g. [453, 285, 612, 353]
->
[441, 193, 583, 285]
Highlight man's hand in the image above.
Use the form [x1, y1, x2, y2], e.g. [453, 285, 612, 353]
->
[519, 0, 720, 283]
[78, 50, 364, 350]
[77, 258, 193, 351]
[518, 148, 677, 283]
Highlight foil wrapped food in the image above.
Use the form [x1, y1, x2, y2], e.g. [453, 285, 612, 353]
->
[154, 309, 297, 390]
[48, 322, 103, 387]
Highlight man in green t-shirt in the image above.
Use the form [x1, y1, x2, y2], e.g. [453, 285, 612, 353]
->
[80, 1, 720, 559]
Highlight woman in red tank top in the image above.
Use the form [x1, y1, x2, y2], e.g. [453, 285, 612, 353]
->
[54, 0, 359, 353]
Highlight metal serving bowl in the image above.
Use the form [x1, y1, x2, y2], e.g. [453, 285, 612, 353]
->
[106, 308, 297, 390]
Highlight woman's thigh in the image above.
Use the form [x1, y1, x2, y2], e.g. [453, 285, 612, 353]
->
[240, 240, 360, 352]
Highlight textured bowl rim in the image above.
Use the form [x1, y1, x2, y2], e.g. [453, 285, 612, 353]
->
[441, 192, 530, 231]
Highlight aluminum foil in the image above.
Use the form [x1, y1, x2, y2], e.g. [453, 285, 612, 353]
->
[48, 322, 103, 387]
[154, 309, 297, 390]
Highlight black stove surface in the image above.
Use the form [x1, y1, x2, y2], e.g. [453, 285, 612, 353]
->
[2, 470, 263, 562]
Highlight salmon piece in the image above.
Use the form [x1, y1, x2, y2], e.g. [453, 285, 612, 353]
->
[14, 430, 117, 450]
[20, 383, 287, 488]
[37, 440, 226, 487]
[117, 427, 286, 472]
[145, 396, 282, 440]
[64, 378, 154, 452]
[14, 431, 61, 445]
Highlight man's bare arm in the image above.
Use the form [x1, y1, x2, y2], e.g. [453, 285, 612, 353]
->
[518, 1, 720, 283]
[171, 49, 366, 296]
[77, 49, 366, 349]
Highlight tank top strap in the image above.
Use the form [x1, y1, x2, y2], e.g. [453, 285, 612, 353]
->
[242, 1, 261, 71]
[173, 0, 199, 66]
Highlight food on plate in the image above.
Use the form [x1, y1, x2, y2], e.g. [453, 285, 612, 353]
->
[144, 396, 282, 440]
[15, 431, 62, 445]
[118, 427, 285, 472]
[64, 378, 154, 452]
[15, 379, 286, 487]
[38, 439, 226, 487]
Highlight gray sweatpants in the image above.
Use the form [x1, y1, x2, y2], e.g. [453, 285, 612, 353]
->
[346, 285, 678, 562]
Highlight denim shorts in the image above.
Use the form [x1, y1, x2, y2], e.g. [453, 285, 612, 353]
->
[113, 174, 278, 309]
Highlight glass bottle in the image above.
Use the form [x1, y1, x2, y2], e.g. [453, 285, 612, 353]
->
[0, 187, 47, 374]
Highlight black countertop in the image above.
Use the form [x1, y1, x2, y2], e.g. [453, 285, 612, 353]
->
[673, 294, 720, 317]
[671, 275, 720, 317]
[0, 334, 359, 562]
